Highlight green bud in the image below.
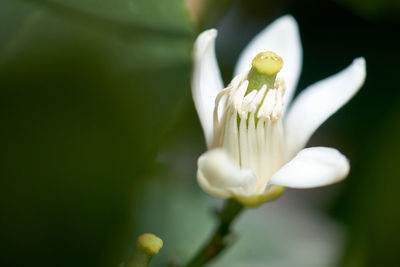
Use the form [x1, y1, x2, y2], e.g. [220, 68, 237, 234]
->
[137, 233, 163, 256]
[246, 51, 283, 94]
[126, 233, 163, 267]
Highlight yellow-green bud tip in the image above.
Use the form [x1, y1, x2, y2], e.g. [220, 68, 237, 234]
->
[137, 233, 163, 256]
[251, 51, 283, 76]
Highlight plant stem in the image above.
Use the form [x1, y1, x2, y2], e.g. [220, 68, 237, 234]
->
[184, 199, 244, 267]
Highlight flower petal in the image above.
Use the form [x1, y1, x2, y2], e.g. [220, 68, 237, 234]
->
[270, 147, 350, 188]
[192, 29, 224, 148]
[234, 15, 302, 112]
[197, 149, 258, 198]
[284, 58, 366, 158]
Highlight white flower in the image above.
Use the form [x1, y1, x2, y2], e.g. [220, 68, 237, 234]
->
[192, 15, 366, 206]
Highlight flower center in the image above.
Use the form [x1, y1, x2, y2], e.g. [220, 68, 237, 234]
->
[213, 51, 286, 193]
[247, 51, 283, 94]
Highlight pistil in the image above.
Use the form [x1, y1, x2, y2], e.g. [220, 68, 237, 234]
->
[246, 51, 283, 94]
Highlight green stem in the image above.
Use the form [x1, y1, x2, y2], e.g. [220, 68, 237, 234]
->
[127, 250, 152, 267]
[184, 199, 244, 267]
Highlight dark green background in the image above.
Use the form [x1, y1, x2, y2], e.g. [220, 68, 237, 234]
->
[1, 0, 399, 266]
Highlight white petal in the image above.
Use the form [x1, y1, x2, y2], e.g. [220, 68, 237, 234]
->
[270, 147, 349, 188]
[192, 29, 224, 148]
[197, 149, 258, 198]
[284, 58, 366, 158]
[234, 15, 302, 112]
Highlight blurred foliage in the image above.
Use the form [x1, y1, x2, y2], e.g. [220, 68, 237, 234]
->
[335, 0, 400, 20]
[0, 0, 193, 266]
[336, 102, 400, 267]
[1, 0, 400, 267]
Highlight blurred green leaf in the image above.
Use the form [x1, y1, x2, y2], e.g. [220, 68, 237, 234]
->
[334, 0, 400, 20]
[30, 0, 193, 33]
[335, 102, 400, 267]
[0, 0, 193, 267]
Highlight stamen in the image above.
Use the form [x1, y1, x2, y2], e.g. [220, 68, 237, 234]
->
[228, 73, 246, 88]
[232, 80, 249, 111]
[249, 85, 267, 113]
[258, 89, 277, 120]
[247, 114, 257, 180]
[214, 51, 286, 194]
[222, 109, 240, 165]
[239, 117, 249, 168]
[240, 90, 258, 119]
[272, 89, 283, 119]
[256, 119, 266, 189]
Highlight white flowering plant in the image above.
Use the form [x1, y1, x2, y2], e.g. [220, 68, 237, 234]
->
[192, 15, 366, 206]
[182, 15, 366, 266]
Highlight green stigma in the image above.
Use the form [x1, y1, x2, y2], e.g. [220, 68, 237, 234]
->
[246, 51, 283, 94]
